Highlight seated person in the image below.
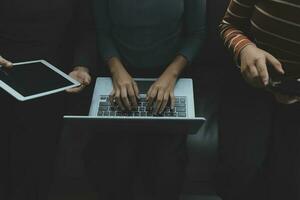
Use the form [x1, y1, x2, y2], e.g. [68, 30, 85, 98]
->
[83, 0, 206, 199]
[0, 0, 94, 199]
[216, 0, 300, 200]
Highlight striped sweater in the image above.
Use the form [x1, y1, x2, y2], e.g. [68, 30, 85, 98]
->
[220, 0, 300, 78]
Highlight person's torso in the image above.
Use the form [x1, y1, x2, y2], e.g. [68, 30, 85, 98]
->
[251, 0, 300, 78]
[108, 0, 185, 69]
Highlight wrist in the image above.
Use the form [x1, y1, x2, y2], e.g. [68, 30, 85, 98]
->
[164, 63, 185, 79]
[164, 55, 187, 78]
[108, 57, 125, 75]
[164, 67, 181, 79]
[239, 43, 257, 59]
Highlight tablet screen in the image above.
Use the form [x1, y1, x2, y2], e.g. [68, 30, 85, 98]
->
[0, 61, 77, 98]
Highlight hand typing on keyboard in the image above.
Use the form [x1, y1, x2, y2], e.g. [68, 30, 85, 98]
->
[146, 55, 187, 115]
[108, 58, 140, 111]
[147, 71, 178, 115]
[98, 95, 187, 118]
[107, 56, 186, 115]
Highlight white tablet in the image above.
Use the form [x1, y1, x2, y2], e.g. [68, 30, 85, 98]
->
[0, 60, 81, 101]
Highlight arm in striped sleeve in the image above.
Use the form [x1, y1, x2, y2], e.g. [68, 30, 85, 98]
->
[220, 0, 257, 62]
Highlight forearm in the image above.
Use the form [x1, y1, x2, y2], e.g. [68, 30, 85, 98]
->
[107, 57, 126, 75]
[163, 55, 188, 78]
[220, 0, 256, 60]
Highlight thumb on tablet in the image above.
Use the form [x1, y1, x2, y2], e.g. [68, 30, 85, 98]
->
[0, 56, 13, 68]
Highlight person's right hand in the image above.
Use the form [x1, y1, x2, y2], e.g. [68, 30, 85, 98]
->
[239, 45, 285, 88]
[108, 58, 139, 111]
[0, 56, 13, 68]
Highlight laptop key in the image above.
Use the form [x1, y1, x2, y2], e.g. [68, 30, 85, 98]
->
[116, 112, 123, 116]
[109, 111, 116, 116]
[141, 112, 147, 116]
[180, 98, 186, 103]
[164, 112, 172, 117]
[175, 103, 185, 107]
[110, 106, 117, 111]
[176, 107, 186, 112]
[139, 107, 146, 112]
[128, 112, 134, 116]
[171, 112, 177, 117]
[104, 111, 109, 116]
[142, 102, 147, 107]
[97, 111, 104, 116]
[178, 112, 186, 117]
[140, 98, 147, 102]
[99, 106, 109, 111]
[100, 96, 107, 100]
[134, 112, 140, 116]
[100, 102, 110, 106]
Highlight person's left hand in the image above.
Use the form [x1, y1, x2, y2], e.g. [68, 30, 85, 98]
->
[147, 73, 177, 115]
[66, 66, 91, 93]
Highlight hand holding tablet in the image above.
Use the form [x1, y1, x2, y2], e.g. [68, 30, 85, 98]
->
[0, 55, 13, 69]
[0, 59, 81, 101]
[67, 66, 91, 93]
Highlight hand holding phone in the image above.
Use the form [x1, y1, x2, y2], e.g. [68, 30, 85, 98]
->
[268, 78, 300, 97]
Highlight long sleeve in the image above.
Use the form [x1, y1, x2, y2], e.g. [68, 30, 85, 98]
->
[73, 0, 97, 69]
[219, 0, 257, 60]
[93, 0, 120, 62]
[178, 0, 207, 63]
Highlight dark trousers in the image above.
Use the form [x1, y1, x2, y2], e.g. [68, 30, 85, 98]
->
[215, 71, 300, 200]
[83, 130, 188, 200]
[0, 90, 65, 200]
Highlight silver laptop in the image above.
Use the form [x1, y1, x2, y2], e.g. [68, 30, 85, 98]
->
[64, 77, 205, 134]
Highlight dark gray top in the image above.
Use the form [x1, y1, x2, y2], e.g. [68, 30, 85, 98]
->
[93, 0, 206, 69]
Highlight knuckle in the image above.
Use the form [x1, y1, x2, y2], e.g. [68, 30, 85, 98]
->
[124, 82, 131, 87]
[150, 93, 156, 98]
[114, 92, 120, 98]
[118, 81, 129, 87]
[154, 85, 160, 90]
[157, 97, 162, 102]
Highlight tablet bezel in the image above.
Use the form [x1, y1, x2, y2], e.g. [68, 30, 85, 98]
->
[0, 60, 81, 101]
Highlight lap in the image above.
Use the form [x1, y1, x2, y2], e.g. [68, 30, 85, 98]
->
[268, 103, 300, 199]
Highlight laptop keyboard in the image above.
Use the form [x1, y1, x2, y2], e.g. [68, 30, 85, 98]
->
[97, 95, 187, 118]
